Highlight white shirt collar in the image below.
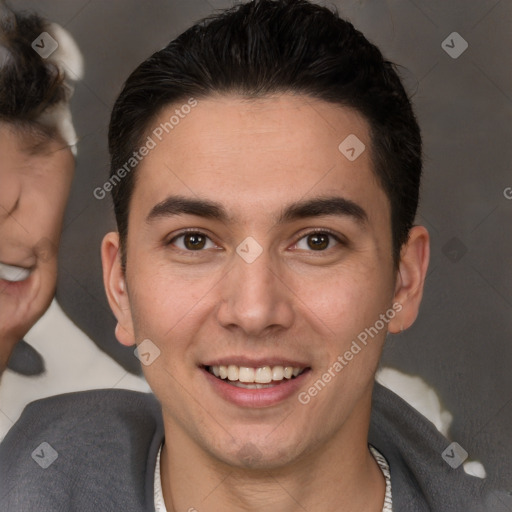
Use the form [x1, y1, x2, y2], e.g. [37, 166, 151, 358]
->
[154, 444, 167, 512]
[154, 444, 392, 511]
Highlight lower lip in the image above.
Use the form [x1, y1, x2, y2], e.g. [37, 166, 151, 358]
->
[0, 274, 34, 296]
[202, 367, 310, 408]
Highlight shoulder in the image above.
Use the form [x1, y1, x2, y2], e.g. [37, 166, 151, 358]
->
[0, 389, 163, 512]
[370, 382, 488, 511]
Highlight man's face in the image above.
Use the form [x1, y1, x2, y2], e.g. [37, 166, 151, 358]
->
[0, 123, 74, 370]
[107, 94, 404, 467]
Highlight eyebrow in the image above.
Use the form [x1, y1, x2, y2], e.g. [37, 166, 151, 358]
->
[146, 194, 368, 226]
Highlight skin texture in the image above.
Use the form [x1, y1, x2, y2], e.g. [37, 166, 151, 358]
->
[102, 94, 429, 511]
[0, 122, 74, 375]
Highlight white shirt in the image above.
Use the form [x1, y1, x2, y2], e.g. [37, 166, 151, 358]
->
[0, 299, 150, 440]
[154, 443, 392, 511]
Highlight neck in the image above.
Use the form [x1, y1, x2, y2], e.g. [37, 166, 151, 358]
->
[160, 388, 385, 512]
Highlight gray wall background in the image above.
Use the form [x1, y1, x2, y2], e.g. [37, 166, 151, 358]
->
[13, 0, 512, 490]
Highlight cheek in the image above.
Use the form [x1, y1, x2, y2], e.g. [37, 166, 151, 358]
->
[23, 183, 71, 244]
[298, 271, 389, 412]
[293, 263, 392, 339]
[126, 260, 217, 341]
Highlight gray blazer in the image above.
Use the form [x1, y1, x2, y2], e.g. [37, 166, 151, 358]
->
[0, 383, 492, 511]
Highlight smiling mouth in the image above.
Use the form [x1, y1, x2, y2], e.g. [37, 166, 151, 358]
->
[205, 364, 309, 389]
[0, 262, 32, 282]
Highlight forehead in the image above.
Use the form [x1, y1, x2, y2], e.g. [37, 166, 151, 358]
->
[0, 122, 64, 156]
[0, 122, 74, 181]
[132, 94, 387, 223]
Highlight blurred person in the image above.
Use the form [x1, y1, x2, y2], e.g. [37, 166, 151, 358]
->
[0, 2, 80, 376]
[0, 2, 148, 437]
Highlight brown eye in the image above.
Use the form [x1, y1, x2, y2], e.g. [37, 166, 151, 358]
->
[183, 233, 207, 250]
[170, 232, 216, 251]
[294, 231, 341, 252]
[307, 233, 330, 250]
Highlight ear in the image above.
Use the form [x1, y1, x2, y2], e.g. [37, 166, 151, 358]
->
[388, 226, 430, 334]
[101, 232, 136, 347]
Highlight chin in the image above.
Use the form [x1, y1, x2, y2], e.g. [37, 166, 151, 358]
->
[205, 429, 304, 470]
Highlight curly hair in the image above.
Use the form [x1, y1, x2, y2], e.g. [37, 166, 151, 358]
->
[0, 1, 70, 140]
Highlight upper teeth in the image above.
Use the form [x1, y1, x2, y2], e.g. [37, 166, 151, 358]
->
[209, 365, 303, 383]
[0, 262, 31, 282]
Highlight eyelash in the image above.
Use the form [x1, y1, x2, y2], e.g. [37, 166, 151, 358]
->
[293, 228, 345, 251]
[167, 228, 345, 253]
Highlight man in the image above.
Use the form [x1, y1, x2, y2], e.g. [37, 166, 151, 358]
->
[0, 1, 490, 510]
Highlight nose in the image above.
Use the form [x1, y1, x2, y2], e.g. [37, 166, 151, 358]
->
[216, 244, 295, 337]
